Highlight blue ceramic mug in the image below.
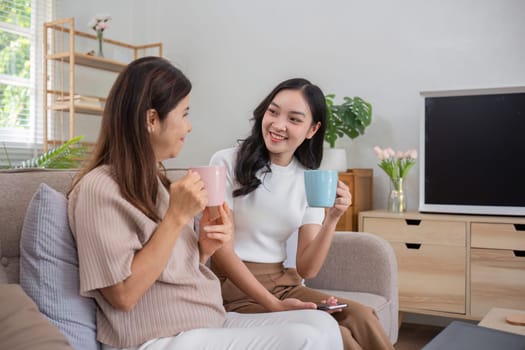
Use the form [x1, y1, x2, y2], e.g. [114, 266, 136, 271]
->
[304, 170, 338, 208]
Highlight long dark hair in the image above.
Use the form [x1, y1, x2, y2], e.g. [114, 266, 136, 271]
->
[233, 78, 326, 197]
[70, 56, 192, 222]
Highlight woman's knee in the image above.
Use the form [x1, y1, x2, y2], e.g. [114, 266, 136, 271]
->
[287, 323, 342, 350]
[306, 310, 340, 331]
[344, 302, 377, 319]
[267, 310, 341, 349]
[300, 310, 343, 348]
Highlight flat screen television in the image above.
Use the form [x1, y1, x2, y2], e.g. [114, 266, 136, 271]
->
[419, 86, 525, 216]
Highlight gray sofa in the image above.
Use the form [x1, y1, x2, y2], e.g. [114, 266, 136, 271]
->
[0, 168, 398, 346]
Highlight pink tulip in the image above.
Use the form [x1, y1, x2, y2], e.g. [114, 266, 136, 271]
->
[373, 146, 383, 159]
[373, 146, 417, 183]
[406, 149, 418, 159]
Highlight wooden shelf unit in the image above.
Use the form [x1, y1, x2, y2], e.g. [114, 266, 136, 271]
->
[43, 17, 163, 151]
[335, 169, 373, 232]
[46, 52, 128, 72]
[358, 210, 525, 320]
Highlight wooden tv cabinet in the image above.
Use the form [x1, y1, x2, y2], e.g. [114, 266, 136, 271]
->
[358, 210, 525, 320]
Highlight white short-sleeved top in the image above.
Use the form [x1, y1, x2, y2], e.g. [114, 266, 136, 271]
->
[210, 147, 324, 263]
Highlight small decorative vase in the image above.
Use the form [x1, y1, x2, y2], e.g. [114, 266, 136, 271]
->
[96, 31, 104, 57]
[387, 177, 406, 212]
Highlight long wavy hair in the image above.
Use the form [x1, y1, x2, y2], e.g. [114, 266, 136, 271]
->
[233, 78, 326, 197]
[70, 56, 192, 222]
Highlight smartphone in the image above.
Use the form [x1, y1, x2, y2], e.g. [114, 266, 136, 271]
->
[316, 303, 348, 311]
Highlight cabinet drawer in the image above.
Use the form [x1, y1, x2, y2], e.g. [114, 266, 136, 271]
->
[392, 242, 466, 314]
[363, 217, 466, 246]
[471, 248, 525, 318]
[471, 223, 525, 250]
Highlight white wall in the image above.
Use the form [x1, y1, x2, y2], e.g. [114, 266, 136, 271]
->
[58, 0, 525, 211]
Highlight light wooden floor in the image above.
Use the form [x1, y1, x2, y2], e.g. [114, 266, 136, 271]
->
[394, 323, 444, 350]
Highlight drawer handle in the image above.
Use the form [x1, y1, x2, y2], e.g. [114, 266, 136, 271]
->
[405, 243, 422, 250]
[514, 224, 525, 231]
[514, 250, 525, 257]
[405, 219, 421, 226]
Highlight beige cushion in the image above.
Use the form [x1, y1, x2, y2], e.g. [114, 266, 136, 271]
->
[0, 284, 73, 350]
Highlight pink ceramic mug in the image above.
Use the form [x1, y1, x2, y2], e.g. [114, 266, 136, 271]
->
[189, 165, 226, 207]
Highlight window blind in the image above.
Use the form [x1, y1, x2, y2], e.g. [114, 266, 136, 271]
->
[0, 0, 55, 167]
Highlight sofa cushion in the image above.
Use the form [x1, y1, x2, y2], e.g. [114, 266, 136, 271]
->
[0, 284, 73, 350]
[19, 183, 99, 350]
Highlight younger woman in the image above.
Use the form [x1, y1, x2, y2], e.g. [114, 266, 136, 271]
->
[68, 58, 342, 350]
[210, 78, 394, 350]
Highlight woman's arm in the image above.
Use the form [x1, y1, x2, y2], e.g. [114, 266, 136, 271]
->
[295, 180, 351, 279]
[198, 203, 234, 264]
[212, 245, 317, 312]
[100, 212, 187, 311]
[100, 172, 207, 311]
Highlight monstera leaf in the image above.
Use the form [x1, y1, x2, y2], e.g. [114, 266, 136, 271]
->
[325, 94, 372, 148]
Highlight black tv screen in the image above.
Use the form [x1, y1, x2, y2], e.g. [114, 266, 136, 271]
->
[419, 87, 525, 216]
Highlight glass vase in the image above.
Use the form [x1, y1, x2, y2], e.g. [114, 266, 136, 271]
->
[387, 177, 406, 213]
[96, 31, 104, 57]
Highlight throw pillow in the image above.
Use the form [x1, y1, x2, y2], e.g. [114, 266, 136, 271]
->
[0, 284, 73, 350]
[19, 183, 99, 350]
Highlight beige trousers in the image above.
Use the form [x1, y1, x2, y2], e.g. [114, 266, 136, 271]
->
[212, 261, 394, 350]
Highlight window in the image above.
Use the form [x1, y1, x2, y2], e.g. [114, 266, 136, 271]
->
[0, 0, 53, 165]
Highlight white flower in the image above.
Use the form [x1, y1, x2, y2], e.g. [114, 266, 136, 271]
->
[87, 18, 97, 28]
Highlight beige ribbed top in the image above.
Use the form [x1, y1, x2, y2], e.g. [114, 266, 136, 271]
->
[67, 166, 225, 347]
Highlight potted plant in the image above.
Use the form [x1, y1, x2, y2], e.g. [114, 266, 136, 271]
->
[320, 94, 372, 172]
[1, 135, 88, 169]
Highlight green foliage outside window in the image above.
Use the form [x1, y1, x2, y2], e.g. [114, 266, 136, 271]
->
[0, 0, 32, 128]
[0, 0, 32, 26]
[0, 83, 29, 127]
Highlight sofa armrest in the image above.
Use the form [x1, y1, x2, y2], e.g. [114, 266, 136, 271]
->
[304, 231, 398, 302]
